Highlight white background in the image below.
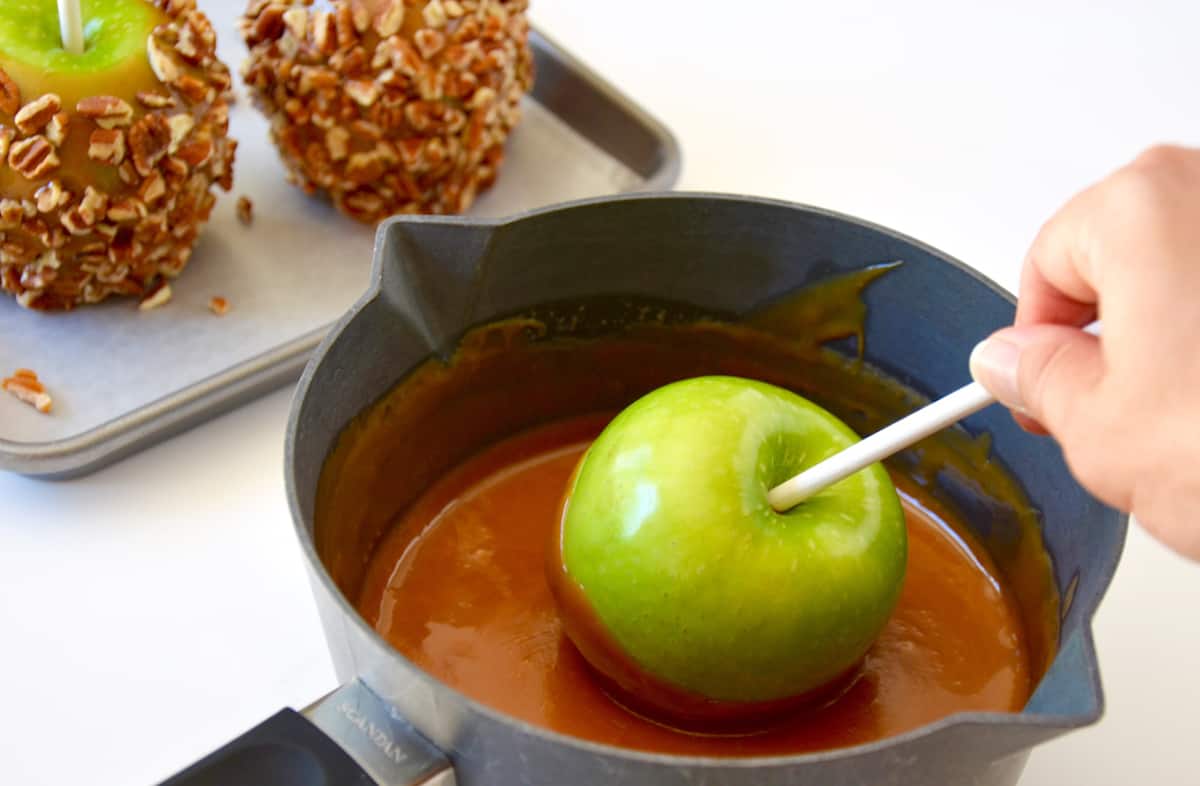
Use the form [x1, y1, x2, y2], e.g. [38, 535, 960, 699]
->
[2, 1, 1198, 783]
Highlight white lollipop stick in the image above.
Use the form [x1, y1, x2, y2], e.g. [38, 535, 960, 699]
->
[767, 321, 1101, 512]
[59, 0, 85, 55]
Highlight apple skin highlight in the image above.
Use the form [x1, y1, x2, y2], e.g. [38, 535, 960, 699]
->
[549, 376, 908, 729]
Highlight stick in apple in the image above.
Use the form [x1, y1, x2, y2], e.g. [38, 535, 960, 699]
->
[58, 0, 85, 55]
[767, 321, 1102, 510]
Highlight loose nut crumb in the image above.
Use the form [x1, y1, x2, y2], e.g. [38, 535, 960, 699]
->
[209, 295, 229, 315]
[2, 368, 52, 414]
[138, 282, 173, 311]
[236, 195, 254, 225]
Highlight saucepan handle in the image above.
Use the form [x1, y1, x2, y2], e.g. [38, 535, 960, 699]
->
[159, 680, 456, 786]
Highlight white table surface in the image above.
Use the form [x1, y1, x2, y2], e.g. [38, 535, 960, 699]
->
[2, 1, 1197, 783]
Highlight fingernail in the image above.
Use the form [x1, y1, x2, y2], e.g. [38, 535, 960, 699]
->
[969, 337, 1025, 410]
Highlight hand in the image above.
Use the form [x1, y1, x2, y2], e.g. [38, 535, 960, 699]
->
[970, 145, 1200, 561]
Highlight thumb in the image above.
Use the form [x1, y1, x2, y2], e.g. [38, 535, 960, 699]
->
[969, 324, 1104, 437]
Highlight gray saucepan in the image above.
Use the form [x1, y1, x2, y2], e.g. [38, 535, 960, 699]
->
[163, 193, 1126, 786]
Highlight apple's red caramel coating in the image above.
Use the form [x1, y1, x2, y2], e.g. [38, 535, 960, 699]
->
[356, 416, 1031, 755]
[239, 0, 533, 222]
[0, 0, 236, 311]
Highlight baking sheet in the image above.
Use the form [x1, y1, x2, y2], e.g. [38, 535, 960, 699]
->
[0, 8, 679, 477]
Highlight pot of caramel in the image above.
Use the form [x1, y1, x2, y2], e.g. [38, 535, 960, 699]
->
[166, 194, 1126, 786]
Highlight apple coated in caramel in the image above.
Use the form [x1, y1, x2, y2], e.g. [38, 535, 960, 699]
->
[239, 0, 533, 222]
[0, 0, 236, 311]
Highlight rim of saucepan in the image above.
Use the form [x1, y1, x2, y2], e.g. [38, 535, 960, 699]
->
[284, 192, 1129, 769]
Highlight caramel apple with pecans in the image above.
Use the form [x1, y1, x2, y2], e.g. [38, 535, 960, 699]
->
[240, 0, 533, 222]
[0, 0, 236, 311]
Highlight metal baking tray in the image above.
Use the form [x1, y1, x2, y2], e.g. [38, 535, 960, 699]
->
[0, 11, 681, 479]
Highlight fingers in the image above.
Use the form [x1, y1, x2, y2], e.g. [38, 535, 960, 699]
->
[1015, 187, 1103, 328]
[969, 324, 1104, 442]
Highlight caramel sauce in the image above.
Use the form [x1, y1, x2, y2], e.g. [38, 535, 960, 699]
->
[356, 415, 1030, 755]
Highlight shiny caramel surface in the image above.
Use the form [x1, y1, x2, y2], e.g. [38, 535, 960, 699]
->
[356, 415, 1031, 756]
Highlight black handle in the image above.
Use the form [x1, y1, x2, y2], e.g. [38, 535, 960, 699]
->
[160, 708, 374, 786]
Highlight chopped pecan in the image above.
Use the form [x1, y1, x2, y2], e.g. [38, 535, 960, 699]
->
[345, 150, 388, 184]
[138, 281, 173, 311]
[60, 208, 92, 236]
[345, 79, 381, 107]
[338, 46, 369, 78]
[162, 156, 190, 188]
[176, 136, 214, 167]
[374, 0, 404, 37]
[1, 240, 32, 264]
[342, 189, 384, 216]
[246, 3, 286, 45]
[414, 29, 446, 59]
[0, 198, 23, 228]
[404, 101, 438, 133]
[2, 369, 52, 413]
[137, 91, 177, 110]
[236, 195, 254, 225]
[348, 0, 371, 33]
[396, 137, 425, 169]
[335, 4, 359, 48]
[107, 196, 147, 223]
[349, 119, 383, 141]
[175, 22, 201, 62]
[0, 68, 19, 116]
[176, 75, 212, 104]
[468, 86, 497, 110]
[424, 137, 447, 169]
[35, 180, 67, 213]
[326, 126, 350, 161]
[129, 114, 171, 176]
[167, 114, 195, 153]
[443, 42, 479, 71]
[88, 128, 127, 165]
[282, 7, 307, 39]
[45, 112, 69, 146]
[117, 161, 138, 185]
[15, 94, 62, 135]
[298, 67, 340, 95]
[9, 136, 59, 179]
[423, 0, 448, 28]
[139, 170, 168, 205]
[79, 187, 109, 222]
[77, 96, 134, 128]
[147, 35, 182, 84]
[311, 11, 337, 54]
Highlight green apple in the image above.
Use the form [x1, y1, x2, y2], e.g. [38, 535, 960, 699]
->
[0, 0, 161, 77]
[552, 376, 907, 722]
[0, 0, 168, 205]
[0, 0, 238, 310]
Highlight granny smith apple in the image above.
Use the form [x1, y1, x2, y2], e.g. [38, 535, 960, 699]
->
[551, 376, 907, 725]
[0, 0, 237, 310]
[0, 0, 161, 79]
